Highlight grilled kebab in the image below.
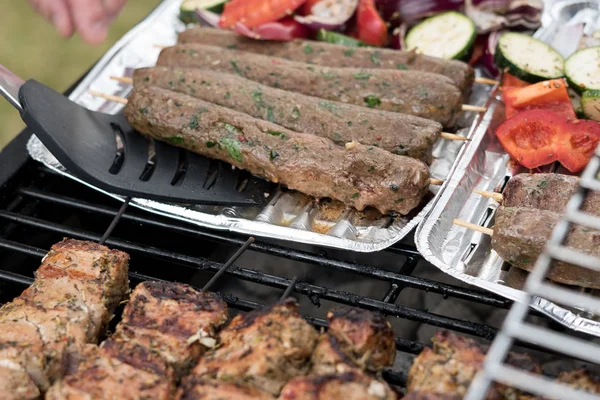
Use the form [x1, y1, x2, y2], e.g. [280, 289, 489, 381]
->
[133, 66, 441, 161]
[0, 239, 129, 399]
[156, 44, 464, 127]
[47, 281, 229, 399]
[181, 298, 318, 397]
[125, 86, 431, 215]
[177, 27, 475, 95]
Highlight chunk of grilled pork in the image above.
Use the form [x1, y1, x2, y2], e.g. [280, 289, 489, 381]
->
[0, 364, 40, 400]
[279, 369, 397, 400]
[177, 377, 276, 400]
[187, 298, 319, 396]
[311, 308, 396, 375]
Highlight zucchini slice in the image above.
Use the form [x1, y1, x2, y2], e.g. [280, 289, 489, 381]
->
[316, 29, 368, 47]
[180, 0, 226, 24]
[495, 32, 564, 83]
[582, 90, 600, 121]
[404, 12, 476, 60]
[565, 47, 600, 93]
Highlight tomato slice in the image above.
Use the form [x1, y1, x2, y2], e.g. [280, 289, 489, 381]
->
[356, 0, 388, 47]
[502, 73, 528, 89]
[556, 119, 600, 172]
[300, 0, 324, 15]
[219, 0, 308, 29]
[495, 110, 562, 169]
[503, 79, 576, 120]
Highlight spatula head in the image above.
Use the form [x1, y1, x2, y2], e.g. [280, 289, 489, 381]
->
[19, 80, 276, 206]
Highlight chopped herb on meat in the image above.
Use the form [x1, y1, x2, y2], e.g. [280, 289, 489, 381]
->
[353, 71, 371, 80]
[291, 106, 300, 119]
[206, 141, 217, 148]
[224, 123, 242, 136]
[220, 137, 243, 162]
[351, 193, 359, 199]
[370, 51, 381, 65]
[397, 64, 408, 70]
[165, 136, 184, 145]
[230, 60, 243, 76]
[267, 107, 275, 122]
[364, 95, 381, 108]
[251, 90, 263, 104]
[303, 44, 313, 54]
[343, 48, 355, 57]
[269, 149, 279, 160]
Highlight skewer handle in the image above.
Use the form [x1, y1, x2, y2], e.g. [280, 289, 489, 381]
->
[473, 189, 503, 203]
[453, 219, 494, 236]
[462, 104, 488, 113]
[110, 76, 133, 84]
[474, 77, 500, 85]
[430, 178, 444, 186]
[441, 132, 469, 141]
[88, 90, 128, 104]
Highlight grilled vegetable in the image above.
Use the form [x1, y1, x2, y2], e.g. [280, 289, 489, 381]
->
[565, 47, 600, 93]
[177, 27, 475, 94]
[405, 12, 476, 60]
[356, 0, 387, 47]
[582, 89, 600, 121]
[295, 0, 359, 31]
[502, 78, 575, 120]
[495, 32, 564, 82]
[316, 29, 367, 46]
[234, 17, 309, 40]
[180, 0, 227, 24]
[502, 72, 528, 89]
[219, 0, 307, 28]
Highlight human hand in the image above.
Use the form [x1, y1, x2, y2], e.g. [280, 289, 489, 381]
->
[27, 0, 128, 45]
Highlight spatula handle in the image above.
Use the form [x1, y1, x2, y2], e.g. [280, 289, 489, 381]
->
[0, 64, 25, 112]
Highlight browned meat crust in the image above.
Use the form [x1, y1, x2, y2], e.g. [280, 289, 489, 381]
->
[187, 299, 318, 395]
[311, 308, 396, 375]
[401, 392, 460, 400]
[556, 368, 600, 395]
[114, 281, 228, 377]
[502, 173, 600, 214]
[133, 66, 441, 161]
[177, 27, 474, 96]
[492, 206, 600, 288]
[279, 369, 397, 400]
[156, 44, 463, 127]
[406, 331, 540, 399]
[125, 86, 431, 215]
[0, 239, 129, 393]
[176, 377, 276, 400]
[0, 365, 40, 400]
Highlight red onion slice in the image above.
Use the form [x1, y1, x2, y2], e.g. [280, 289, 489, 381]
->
[294, 0, 358, 30]
[235, 18, 310, 40]
[194, 9, 220, 27]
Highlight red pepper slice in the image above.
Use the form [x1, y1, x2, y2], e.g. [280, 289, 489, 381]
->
[503, 79, 576, 120]
[556, 119, 600, 172]
[356, 0, 388, 47]
[219, 0, 307, 29]
[502, 73, 529, 89]
[495, 110, 562, 169]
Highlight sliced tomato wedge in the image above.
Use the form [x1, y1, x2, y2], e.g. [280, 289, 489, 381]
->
[495, 110, 562, 169]
[220, 0, 308, 29]
[502, 73, 529, 89]
[503, 79, 576, 120]
[301, 0, 324, 15]
[356, 0, 387, 47]
[557, 119, 600, 172]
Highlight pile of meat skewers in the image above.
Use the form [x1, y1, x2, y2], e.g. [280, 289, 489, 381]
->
[118, 26, 477, 215]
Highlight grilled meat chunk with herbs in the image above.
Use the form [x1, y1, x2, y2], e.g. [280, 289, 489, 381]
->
[493, 206, 600, 288]
[0, 365, 40, 400]
[312, 308, 395, 375]
[177, 377, 276, 400]
[279, 369, 397, 400]
[156, 44, 463, 127]
[178, 27, 474, 95]
[407, 331, 540, 399]
[45, 342, 174, 400]
[133, 67, 441, 161]
[114, 281, 228, 377]
[188, 299, 318, 395]
[125, 86, 431, 215]
[501, 173, 600, 214]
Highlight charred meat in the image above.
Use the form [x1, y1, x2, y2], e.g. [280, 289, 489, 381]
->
[156, 44, 463, 127]
[125, 86, 431, 215]
[133, 66, 441, 161]
[177, 27, 474, 95]
[177, 377, 276, 400]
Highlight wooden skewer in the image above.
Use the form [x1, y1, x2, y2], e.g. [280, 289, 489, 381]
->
[154, 44, 169, 49]
[473, 189, 503, 203]
[430, 178, 444, 185]
[110, 76, 133, 84]
[88, 90, 128, 104]
[474, 77, 500, 85]
[441, 132, 469, 141]
[453, 219, 494, 236]
[462, 104, 487, 113]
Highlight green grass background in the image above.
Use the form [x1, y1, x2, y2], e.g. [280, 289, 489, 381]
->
[0, 0, 161, 150]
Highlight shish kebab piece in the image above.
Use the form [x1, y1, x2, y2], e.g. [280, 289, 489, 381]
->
[94, 87, 437, 215]
[0, 239, 130, 400]
[155, 44, 486, 128]
[111, 69, 468, 162]
[176, 27, 476, 95]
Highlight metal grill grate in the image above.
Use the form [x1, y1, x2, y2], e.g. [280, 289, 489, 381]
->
[466, 144, 600, 400]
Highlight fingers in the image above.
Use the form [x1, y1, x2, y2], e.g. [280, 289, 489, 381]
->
[102, 0, 128, 19]
[27, 0, 74, 38]
[65, 0, 111, 45]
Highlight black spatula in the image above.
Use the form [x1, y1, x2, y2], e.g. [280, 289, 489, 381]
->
[0, 65, 275, 206]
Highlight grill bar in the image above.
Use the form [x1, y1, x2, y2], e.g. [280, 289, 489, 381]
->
[14, 187, 511, 308]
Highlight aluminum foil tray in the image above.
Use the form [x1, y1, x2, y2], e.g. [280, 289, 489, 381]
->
[416, 0, 600, 335]
[26, 0, 491, 252]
